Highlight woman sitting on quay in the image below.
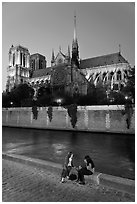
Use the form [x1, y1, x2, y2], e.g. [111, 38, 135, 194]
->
[76, 155, 95, 185]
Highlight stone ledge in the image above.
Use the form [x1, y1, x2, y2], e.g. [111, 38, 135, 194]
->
[2, 152, 135, 195]
[99, 173, 135, 194]
[2, 125, 135, 135]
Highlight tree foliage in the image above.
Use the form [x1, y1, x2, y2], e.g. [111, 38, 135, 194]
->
[67, 104, 77, 128]
[121, 67, 135, 102]
[94, 82, 108, 105]
[2, 92, 11, 107]
[2, 84, 34, 107]
[47, 106, 53, 122]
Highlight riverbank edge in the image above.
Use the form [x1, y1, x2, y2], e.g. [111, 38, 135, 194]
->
[2, 125, 135, 135]
[2, 152, 135, 195]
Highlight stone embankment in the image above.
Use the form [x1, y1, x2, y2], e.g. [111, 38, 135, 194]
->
[2, 105, 135, 134]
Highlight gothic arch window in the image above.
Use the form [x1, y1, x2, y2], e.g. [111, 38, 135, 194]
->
[20, 53, 22, 65]
[31, 59, 35, 70]
[97, 76, 100, 83]
[117, 70, 122, 81]
[103, 72, 107, 81]
[39, 59, 43, 69]
[13, 53, 15, 66]
[94, 73, 100, 83]
[124, 70, 127, 75]
[124, 70, 128, 78]
[89, 73, 94, 82]
[95, 73, 99, 79]
[23, 54, 25, 67]
[110, 71, 114, 80]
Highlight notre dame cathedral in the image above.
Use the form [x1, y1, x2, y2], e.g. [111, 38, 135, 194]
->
[6, 15, 131, 97]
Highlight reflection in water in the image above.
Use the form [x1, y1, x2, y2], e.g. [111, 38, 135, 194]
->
[126, 137, 135, 163]
[52, 143, 67, 155]
[70, 132, 77, 145]
[2, 127, 135, 180]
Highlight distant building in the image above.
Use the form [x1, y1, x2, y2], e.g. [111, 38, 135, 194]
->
[6, 15, 131, 96]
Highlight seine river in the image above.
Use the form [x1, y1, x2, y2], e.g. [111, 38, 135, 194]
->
[2, 127, 135, 180]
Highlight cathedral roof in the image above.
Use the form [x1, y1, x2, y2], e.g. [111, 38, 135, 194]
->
[80, 52, 128, 69]
[30, 53, 46, 58]
[31, 64, 68, 79]
[31, 63, 88, 86]
[9, 44, 29, 53]
[32, 67, 51, 78]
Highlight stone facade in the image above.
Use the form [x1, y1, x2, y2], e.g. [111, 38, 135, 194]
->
[30, 53, 46, 72]
[51, 46, 71, 67]
[6, 45, 30, 92]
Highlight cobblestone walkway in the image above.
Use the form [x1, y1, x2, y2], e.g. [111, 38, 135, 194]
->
[2, 159, 134, 202]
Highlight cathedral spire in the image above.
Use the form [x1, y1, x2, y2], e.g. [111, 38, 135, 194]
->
[74, 10, 77, 43]
[71, 11, 79, 68]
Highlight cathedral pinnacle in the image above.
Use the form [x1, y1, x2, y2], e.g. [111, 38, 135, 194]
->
[59, 46, 61, 52]
[51, 49, 55, 61]
[119, 44, 121, 54]
[51, 49, 55, 66]
[68, 45, 70, 58]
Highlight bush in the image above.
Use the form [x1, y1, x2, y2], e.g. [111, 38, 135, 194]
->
[47, 106, 53, 122]
[67, 104, 77, 128]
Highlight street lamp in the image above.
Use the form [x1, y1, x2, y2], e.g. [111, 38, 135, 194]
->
[56, 98, 62, 106]
[10, 101, 13, 107]
[125, 96, 128, 100]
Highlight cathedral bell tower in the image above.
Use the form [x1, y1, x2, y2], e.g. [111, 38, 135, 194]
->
[71, 12, 79, 68]
[6, 45, 30, 92]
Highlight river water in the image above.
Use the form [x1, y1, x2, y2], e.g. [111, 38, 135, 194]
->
[2, 127, 135, 180]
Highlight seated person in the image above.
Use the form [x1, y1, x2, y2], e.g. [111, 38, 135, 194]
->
[60, 152, 74, 183]
[77, 155, 95, 185]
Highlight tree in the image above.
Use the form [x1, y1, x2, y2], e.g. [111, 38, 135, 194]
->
[8, 83, 34, 107]
[2, 92, 11, 107]
[67, 104, 77, 128]
[36, 85, 52, 106]
[109, 90, 125, 105]
[95, 82, 108, 105]
[121, 67, 135, 103]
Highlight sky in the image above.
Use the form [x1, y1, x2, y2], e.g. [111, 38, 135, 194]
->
[2, 2, 135, 91]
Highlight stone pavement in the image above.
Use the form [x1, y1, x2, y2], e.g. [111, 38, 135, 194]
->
[2, 158, 135, 202]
